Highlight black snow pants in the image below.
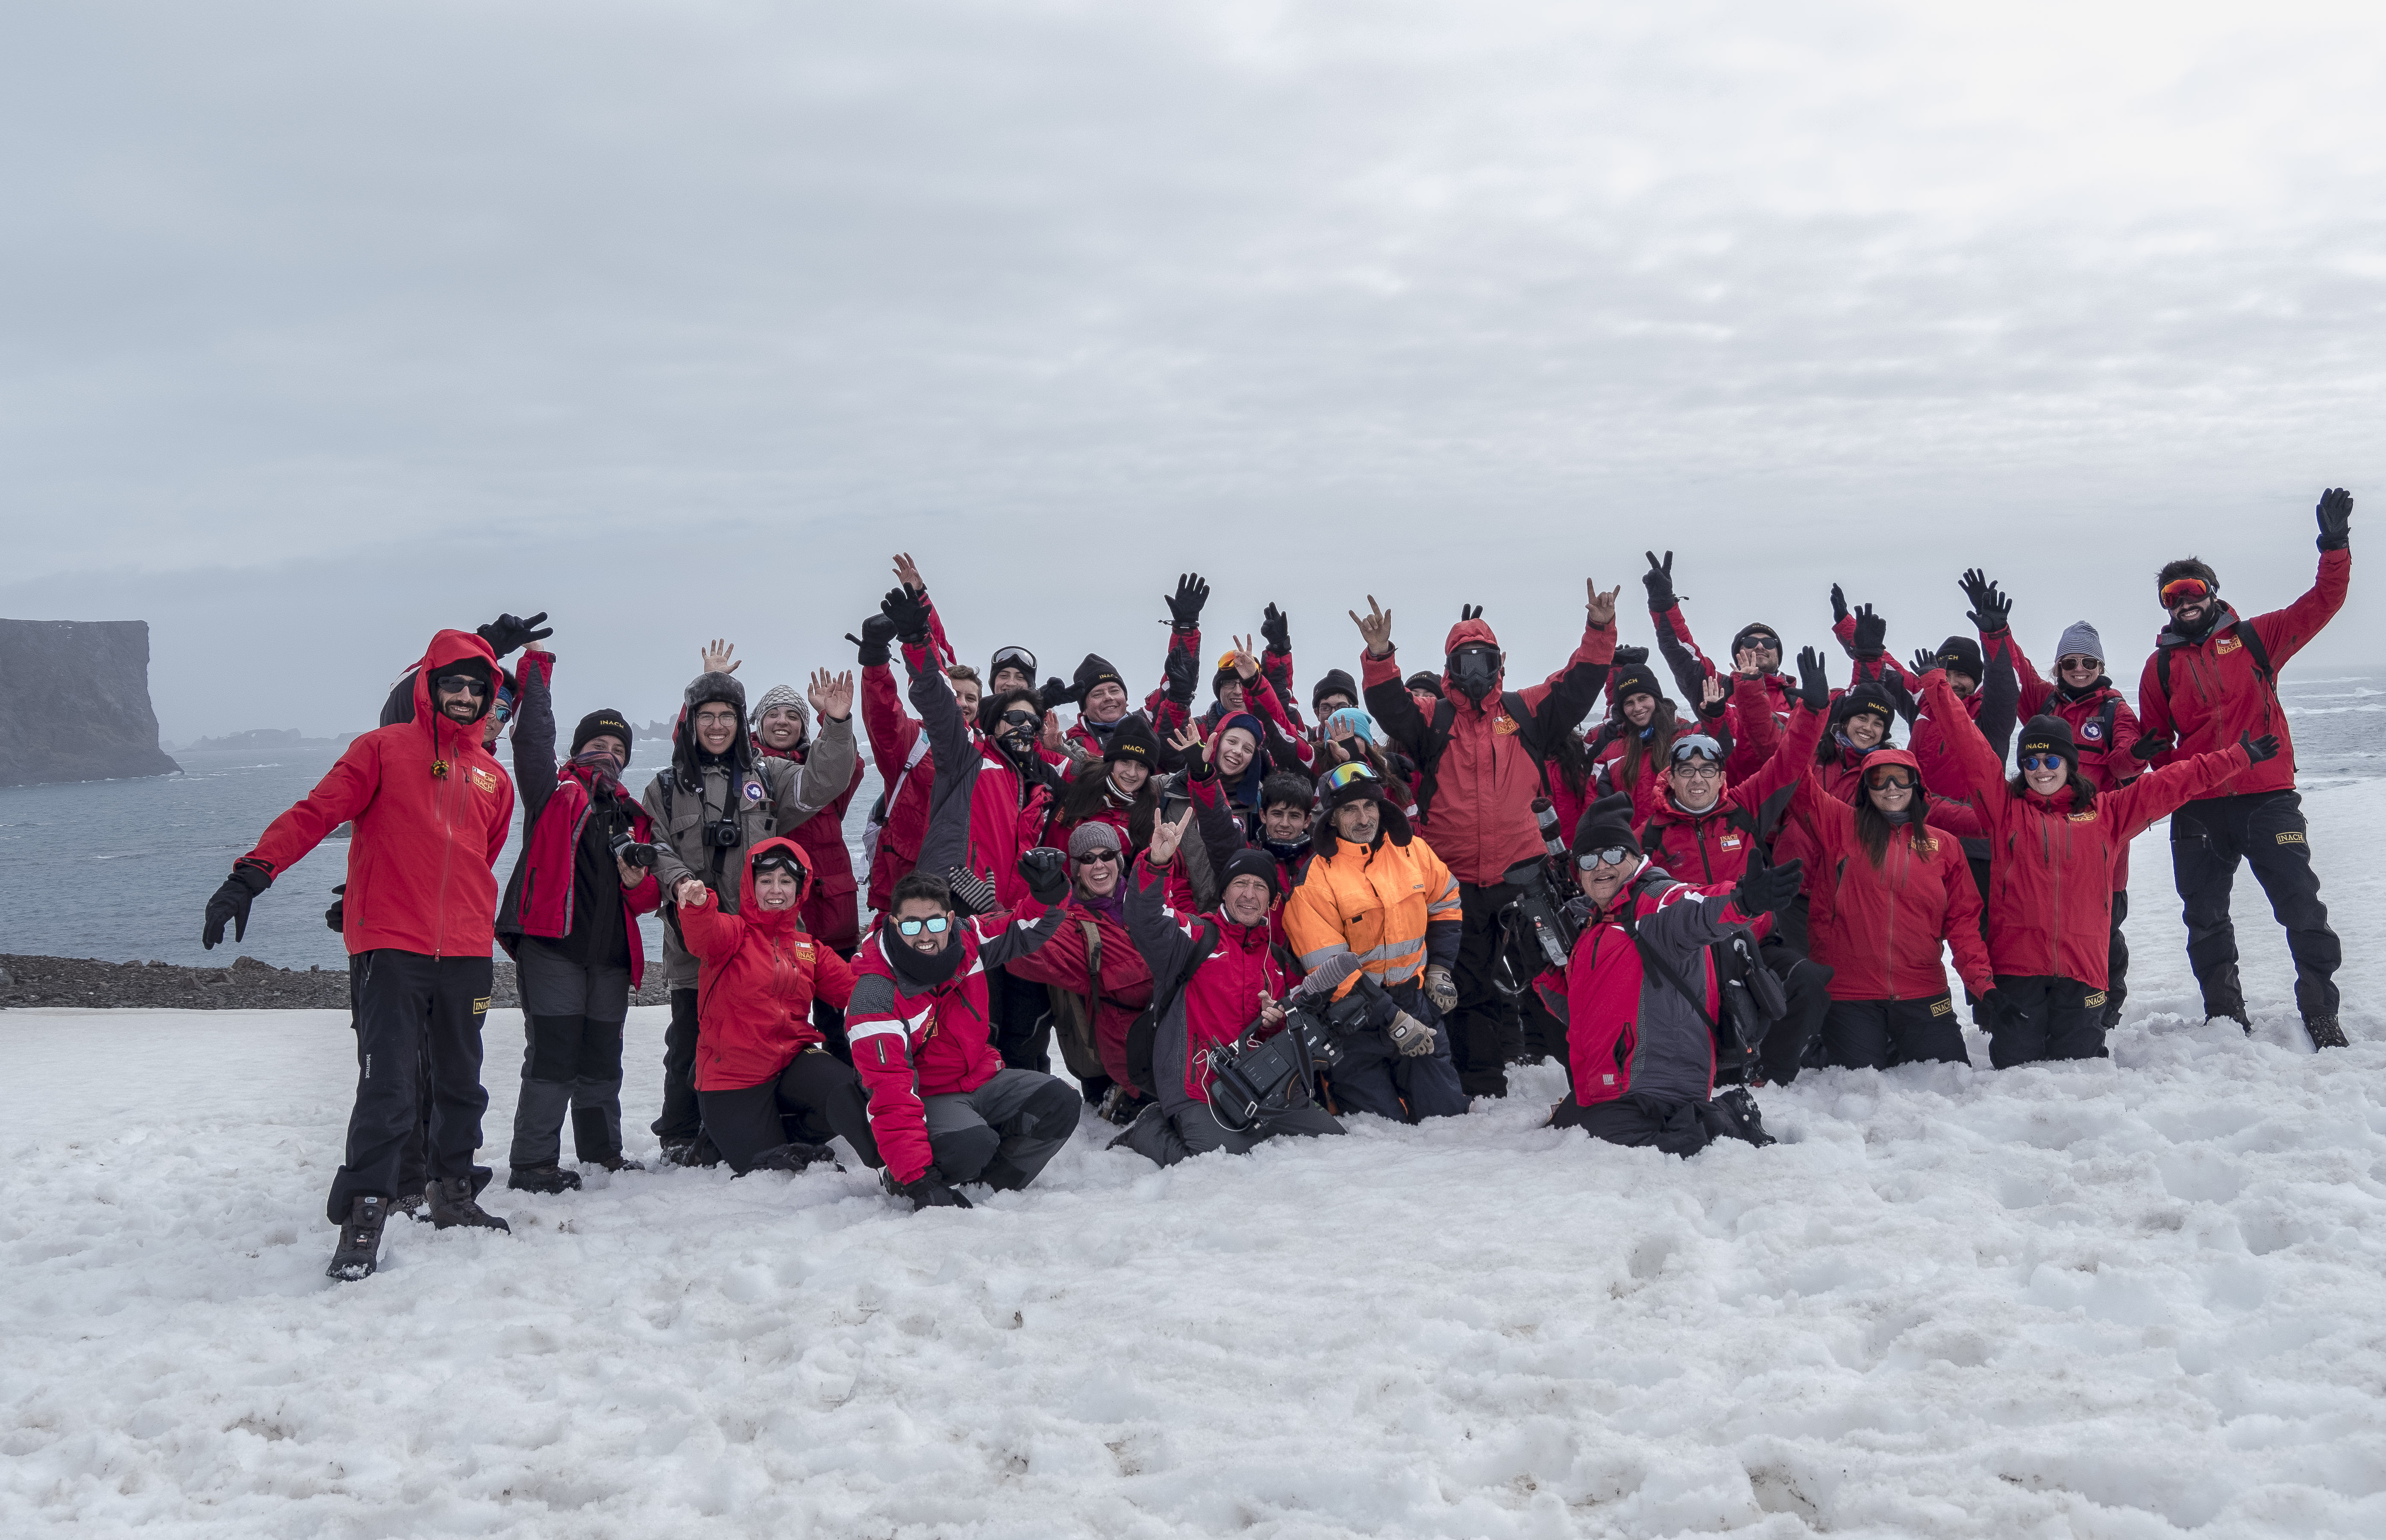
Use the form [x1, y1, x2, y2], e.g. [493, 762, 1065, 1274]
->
[1112, 1099, 1345, 1167]
[1553, 1091, 1767, 1158]
[2171, 790, 2339, 1021]
[1448, 880, 1524, 1097]
[327, 950, 494, 1224]
[1823, 995, 1970, 1070]
[509, 939, 632, 1168]
[1987, 973, 2108, 1067]
[697, 1046, 883, 1174]
[652, 987, 703, 1144]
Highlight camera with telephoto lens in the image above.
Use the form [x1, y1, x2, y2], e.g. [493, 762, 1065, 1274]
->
[1492, 797, 1584, 996]
[611, 834, 661, 869]
[1204, 960, 1393, 1133]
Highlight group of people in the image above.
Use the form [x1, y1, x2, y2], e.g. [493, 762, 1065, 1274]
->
[200, 489, 2355, 1279]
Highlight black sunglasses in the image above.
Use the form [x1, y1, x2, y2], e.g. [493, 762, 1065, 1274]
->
[999, 709, 1038, 728]
[434, 674, 489, 697]
[1073, 848, 1121, 865]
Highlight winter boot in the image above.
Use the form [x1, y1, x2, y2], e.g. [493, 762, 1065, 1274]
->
[506, 1163, 584, 1195]
[658, 1133, 723, 1169]
[427, 1175, 512, 1232]
[2207, 1011, 2253, 1035]
[391, 1189, 428, 1223]
[571, 1106, 644, 1170]
[327, 1195, 390, 1281]
[740, 1142, 838, 1176]
[2304, 1015, 2349, 1050]
[1711, 1087, 1777, 1148]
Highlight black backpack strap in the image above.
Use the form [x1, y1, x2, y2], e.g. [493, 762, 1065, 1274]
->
[1413, 698, 1459, 821]
[1502, 689, 1553, 799]
[2157, 616, 2276, 706]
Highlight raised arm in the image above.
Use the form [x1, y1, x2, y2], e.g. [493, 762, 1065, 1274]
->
[2247, 499, 2352, 668]
[772, 669, 860, 832]
[1123, 815, 1205, 982]
[1355, 595, 1431, 761]
[509, 647, 561, 825]
[2103, 738, 2261, 842]
[1520, 581, 1622, 740]
[1917, 668, 2011, 812]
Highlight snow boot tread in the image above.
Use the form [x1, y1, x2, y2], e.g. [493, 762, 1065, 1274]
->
[327, 1195, 388, 1281]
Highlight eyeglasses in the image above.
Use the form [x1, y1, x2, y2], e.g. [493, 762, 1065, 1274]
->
[2160, 578, 2212, 606]
[895, 915, 951, 937]
[2019, 754, 2067, 772]
[492, 701, 515, 724]
[1072, 848, 1120, 866]
[1576, 847, 1635, 871]
[2057, 655, 2100, 672]
[1671, 761, 1722, 781]
[1864, 769, 1918, 791]
[1321, 760, 1381, 792]
[434, 675, 489, 697]
[694, 710, 739, 726]
[999, 709, 1038, 728]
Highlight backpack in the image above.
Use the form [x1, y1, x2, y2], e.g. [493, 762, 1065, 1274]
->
[1045, 917, 1111, 1083]
[1124, 919, 1217, 1099]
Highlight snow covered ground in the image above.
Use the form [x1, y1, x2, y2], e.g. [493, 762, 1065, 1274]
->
[5, 784, 2384, 1539]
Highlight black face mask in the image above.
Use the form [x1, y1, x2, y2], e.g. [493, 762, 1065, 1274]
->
[1449, 646, 1499, 703]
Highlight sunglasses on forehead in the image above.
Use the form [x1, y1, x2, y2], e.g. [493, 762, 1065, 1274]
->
[1321, 760, 1380, 791]
[2160, 577, 2213, 605]
[1669, 735, 1723, 766]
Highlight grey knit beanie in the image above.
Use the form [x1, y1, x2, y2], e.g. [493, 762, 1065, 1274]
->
[1067, 821, 1123, 860]
[2054, 622, 2104, 664]
[749, 682, 809, 737]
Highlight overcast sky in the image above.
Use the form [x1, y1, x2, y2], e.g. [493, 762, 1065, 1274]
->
[4, 0, 2379, 741]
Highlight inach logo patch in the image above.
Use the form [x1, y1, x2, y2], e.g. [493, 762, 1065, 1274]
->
[2082, 722, 2103, 740]
[2085, 991, 2108, 1009]
[471, 996, 491, 1014]
[1929, 998, 1954, 1017]
[2277, 830, 2307, 846]
[743, 781, 766, 802]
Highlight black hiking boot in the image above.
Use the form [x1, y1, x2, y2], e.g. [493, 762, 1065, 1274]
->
[506, 1163, 583, 1195]
[327, 1195, 389, 1281]
[583, 1153, 646, 1172]
[391, 1189, 428, 1223]
[428, 1175, 512, 1232]
[1712, 1087, 1777, 1148]
[739, 1142, 839, 1176]
[2304, 1015, 2349, 1049]
[658, 1134, 723, 1169]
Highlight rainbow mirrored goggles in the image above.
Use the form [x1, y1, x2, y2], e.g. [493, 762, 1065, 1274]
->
[2160, 577, 2213, 606]
[1320, 760, 1381, 793]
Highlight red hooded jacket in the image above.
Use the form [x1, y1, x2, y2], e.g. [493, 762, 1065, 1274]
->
[1788, 749, 1992, 1002]
[1924, 672, 2256, 987]
[1361, 614, 1617, 886]
[2134, 547, 2348, 799]
[244, 629, 515, 958]
[1637, 696, 1827, 889]
[679, 838, 859, 1091]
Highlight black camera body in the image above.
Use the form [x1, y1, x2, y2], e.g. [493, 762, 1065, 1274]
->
[1493, 797, 1584, 995]
[705, 815, 741, 849]
[612, 835, 660, 870]
[1205, 973, 1393, 1133]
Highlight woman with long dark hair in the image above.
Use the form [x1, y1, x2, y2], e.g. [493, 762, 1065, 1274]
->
[1048, 714, 1162, 855]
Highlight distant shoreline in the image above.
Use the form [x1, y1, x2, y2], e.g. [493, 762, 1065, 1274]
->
[0, 953, 673, 1012]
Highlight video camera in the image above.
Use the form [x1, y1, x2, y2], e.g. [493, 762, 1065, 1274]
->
[1204, 956, 1390, 1134]
[1493, 797, 1584, 995]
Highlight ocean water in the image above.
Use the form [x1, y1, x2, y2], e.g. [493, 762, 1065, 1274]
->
[2, 676, 2379, 971]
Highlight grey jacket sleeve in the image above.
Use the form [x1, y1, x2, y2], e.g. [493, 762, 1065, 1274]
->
[642, 774, 696, 892]
[771, 712, 859, 833]
[911, 654, 981, 881]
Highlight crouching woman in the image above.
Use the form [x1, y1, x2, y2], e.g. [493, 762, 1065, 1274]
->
[674, 838, 878, 1175]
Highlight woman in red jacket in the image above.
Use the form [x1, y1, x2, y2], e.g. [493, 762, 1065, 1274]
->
[675, 838, 874, 1176]
[1789, 747, 1994, 1070]
[1917, 667, 2277, 1067]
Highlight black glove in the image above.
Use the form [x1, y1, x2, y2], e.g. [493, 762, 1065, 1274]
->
[1957, 569, 2012, 634]
[203, 862, 272, 950]
[1879, 670, 1919, 725]
[2131, 734, 2173, 763]
[1829, 583, 1850, 627]
[1162, 644, 1197, 706]
[1731, 856, 1803, 917]
[1261, 602, 1291, 656]
[890, 1173, 973, 1211]
[1041, 676, 1075, 710]
[880, 585, 933, 645]
[324, 884, 346, 934]
[475, 611, 552, 657]
[1910, 646, 1940, 679]
[2317, 486, 2353, 551]
[1641, 550, 1678, 612]
[2239, 731, 2280, 764]
[1851, 604, 1886, 659]
[1697, 688, 1729, 722]
[1018, 846, 1070, 905]
[1795, 646, 1831, 712]
[846, 612, 898, 667]
[1165, 573, 1209, 633]
[1613, 644, 1649, 669]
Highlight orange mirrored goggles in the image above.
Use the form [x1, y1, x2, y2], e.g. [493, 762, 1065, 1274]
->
[2159, 577, 2212, 606]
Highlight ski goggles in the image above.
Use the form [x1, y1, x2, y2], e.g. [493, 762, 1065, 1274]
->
[1576, 846, 1636, 871]
[895, 914, 952, 937]
[433, 673, 489, 697]
[1321, 760, 1381, 794]
[1669, 735, 1724, 767]
[2159, 578, 2213, 606]
[990, 646, 1037, 678]
[2019, 753, 2068, 773]
[1863, 767, 1918, 791]
[749, 852, 806, 880]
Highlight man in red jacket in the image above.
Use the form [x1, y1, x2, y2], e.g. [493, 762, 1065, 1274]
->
[203, 628, 519, 1281]
[1355, 583, 1622, 1097]
[2137, 489, 2354, 1048]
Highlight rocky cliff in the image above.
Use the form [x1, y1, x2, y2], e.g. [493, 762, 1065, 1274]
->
[0, 620, 181, 786]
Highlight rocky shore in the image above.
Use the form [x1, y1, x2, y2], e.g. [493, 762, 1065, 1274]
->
[0, 953, 674, 1011]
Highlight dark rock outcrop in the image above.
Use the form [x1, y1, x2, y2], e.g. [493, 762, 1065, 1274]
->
[0, 619, 181, 786]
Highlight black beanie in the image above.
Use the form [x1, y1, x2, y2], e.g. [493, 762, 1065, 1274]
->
[1312, 668, 1359, 713]
[1731, 623, 1782, 658]
[1103, 713, 1160, 767]
[1219, 845, 1283, 899]
[572, 710, 634, 757]
[2017, 714, 2078, 770]
[1935, 635, 1984, 679]
[1072, 653, 1123, 700]
[1841, 682, 1895, 726]
[1406, 672, 1443, 699]
[1610, 662, 1662, 708]
[1571, 792, 1642, 859]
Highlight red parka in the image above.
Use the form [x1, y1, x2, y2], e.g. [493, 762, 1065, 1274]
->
[1924, 671, 2258, 988]
[679, 838, 858, 1092]
[1788, 749, 1992, 1002]
[244, 629, 515, 958]
[1638, 695, 1827, 890]
[1005, 890, 1156, 1086]
[2134, 547, 2348, 799]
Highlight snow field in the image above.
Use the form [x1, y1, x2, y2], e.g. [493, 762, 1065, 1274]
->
[2, 784, 2383, 1538]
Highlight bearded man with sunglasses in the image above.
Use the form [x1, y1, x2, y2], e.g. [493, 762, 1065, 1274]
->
[2136, 489, 2353, 1047]
[204, 628, 520, 1280]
